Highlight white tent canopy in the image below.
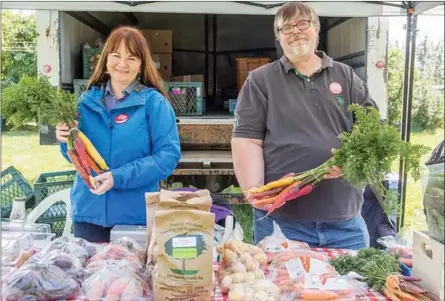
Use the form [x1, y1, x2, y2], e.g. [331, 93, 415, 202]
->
[2, 1, 443, 17]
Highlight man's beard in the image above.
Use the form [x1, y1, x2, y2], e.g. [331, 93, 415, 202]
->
[290, 44, 312, 59]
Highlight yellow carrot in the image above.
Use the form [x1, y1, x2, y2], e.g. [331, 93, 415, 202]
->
[77, 130, 109, 171]
[250, 176, 296, 193]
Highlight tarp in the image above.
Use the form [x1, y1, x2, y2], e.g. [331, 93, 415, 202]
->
[2, 1, 443, 17]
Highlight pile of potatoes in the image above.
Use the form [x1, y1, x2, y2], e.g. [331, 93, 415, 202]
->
[228, 280, 281, 301]
[216, 240, 280, 301]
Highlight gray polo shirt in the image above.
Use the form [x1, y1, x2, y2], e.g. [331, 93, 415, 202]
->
[232, 51, 378, 222]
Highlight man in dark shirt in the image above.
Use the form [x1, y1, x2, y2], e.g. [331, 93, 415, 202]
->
[231, 2, 378, 249]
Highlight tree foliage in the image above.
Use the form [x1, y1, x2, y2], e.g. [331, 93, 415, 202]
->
[1, 10, 37, 86]
[386, 35, 444, 132]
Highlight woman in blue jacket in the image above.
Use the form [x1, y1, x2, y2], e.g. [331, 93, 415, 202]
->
[55, 26, 181, 242]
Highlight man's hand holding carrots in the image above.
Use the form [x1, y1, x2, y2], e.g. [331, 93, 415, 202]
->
[324, 149, 344, 180]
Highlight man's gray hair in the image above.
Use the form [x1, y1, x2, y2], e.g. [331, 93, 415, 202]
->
[274, 2, 320, 38]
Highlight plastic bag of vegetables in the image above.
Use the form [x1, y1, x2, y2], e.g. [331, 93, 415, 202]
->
[30, 249, 85, 284]
[32, 238, 91, 267]
[266, 250, 358, 300]
[82, 261, 151, 301]
[2, 262, 80, 301]
[421, 140, 444, 244]
[257, 221, 310, 263]
[65, 236, 101, 258]
[84, 258, 144, 280]
[87, 244, 143, 270]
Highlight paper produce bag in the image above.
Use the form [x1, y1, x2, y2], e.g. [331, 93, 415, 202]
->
[151, 189, 215, 301]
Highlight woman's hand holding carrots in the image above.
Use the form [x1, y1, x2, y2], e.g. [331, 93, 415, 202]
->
[56, 121, 78, 143]
[90, 172, 115, 195]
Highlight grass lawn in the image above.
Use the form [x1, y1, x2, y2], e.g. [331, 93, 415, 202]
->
[1, 129, 73, 185]
[397, 129, 444, 231]
[2, 127, 442, 243]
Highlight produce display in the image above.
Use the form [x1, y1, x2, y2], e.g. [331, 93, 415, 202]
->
[2, 232, 441, 301]
[1, 194, 441, 301]
[247, 104, 430, 217]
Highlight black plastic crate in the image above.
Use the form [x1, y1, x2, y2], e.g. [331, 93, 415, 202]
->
[166, 82, 204, 116]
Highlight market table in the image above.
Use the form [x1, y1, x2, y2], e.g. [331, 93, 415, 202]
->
[213, 248, 390, 301]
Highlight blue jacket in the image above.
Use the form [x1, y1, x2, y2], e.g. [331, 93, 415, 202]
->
[60, 83, 181, 227]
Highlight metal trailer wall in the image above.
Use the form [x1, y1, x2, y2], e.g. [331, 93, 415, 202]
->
[327, 18, 367, 80]
[326, 17, 389, 119]
[60, 12, 104, 84]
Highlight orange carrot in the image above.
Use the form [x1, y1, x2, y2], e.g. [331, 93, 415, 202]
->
[254, 196, 278, 205]
[73, 136, 91, 177]
[265, 181, 306, 216]
[300, 289, 339, 300]
[87, 153, 103, 174]
[67, 150, 93, 189]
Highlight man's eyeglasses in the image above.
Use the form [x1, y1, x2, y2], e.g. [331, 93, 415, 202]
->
[279, 20, 311, 35]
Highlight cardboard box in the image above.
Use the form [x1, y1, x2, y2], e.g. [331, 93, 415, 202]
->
[170, 74, 203, 85]
[143, 30, 172, 54]
[152, 53, 172, 78]
[412, 231, 444, 301]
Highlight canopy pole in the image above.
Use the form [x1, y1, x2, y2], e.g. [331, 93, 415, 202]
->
[204, 14, 209, 100]
[397, 3, 418, 230]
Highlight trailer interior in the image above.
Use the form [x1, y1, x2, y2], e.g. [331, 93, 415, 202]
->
[59, 11, 367, 116]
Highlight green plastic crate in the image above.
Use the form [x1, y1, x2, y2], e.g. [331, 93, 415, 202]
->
[83, 48, 102, 79]
[73, 79, 89, 98]
[35, 201, 70, 237]
[34, 170, 76, 203]
[33, 170, 76, 237]
[165, 82, 204, 116]
[1, 166, 35, 218]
